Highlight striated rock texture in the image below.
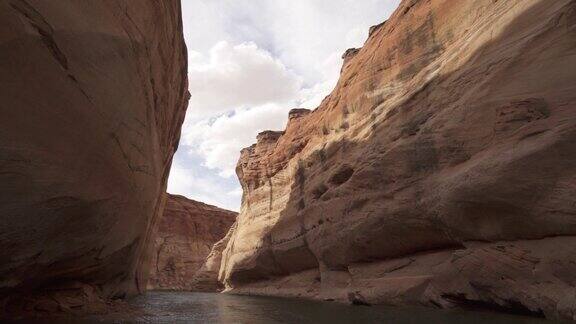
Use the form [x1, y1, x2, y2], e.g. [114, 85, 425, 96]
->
[220, 0, 576, 320]
[191, 221, 237, 292]
[147, 194, 236, 291]
[0, 0, 188, 316]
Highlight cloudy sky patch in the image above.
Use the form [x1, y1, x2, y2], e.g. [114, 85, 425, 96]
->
[169, 0, 401, 211]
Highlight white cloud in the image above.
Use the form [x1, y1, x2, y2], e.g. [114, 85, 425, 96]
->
[168, 158, 242, 211]
[188, 42, 302, 118]
[183, 103, 292, 178]
[180, 0, 231, 53]
[215, 0, 400, 83]
[227, 187, 244, 197]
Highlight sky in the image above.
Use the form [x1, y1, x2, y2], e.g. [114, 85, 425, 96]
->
[168, 0, 402, 211]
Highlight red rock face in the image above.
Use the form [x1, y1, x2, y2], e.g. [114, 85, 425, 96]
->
[220, 0, 576, 320]
[147, 195, 236, 291]
[0, 0, 188, 315]
[192, 222, 237, 292]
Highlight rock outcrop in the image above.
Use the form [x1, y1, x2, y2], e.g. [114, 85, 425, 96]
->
[147, 194, 236, 291]
[219, 0, 576, 320]
[0, 0, 188, 316]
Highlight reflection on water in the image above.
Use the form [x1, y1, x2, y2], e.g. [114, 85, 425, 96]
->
[128, 292, 557, 324]
[6, 291, 564, 324]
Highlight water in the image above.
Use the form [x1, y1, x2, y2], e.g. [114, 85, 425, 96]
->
[6, 292, 564, 324]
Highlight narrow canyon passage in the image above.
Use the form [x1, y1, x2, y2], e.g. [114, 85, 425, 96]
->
[1, 0, 575, 323]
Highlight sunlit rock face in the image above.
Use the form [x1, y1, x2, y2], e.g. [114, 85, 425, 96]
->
[0, 0, 188, 314]
[147, 194, 236, 291]
[220, 0, 576, 320]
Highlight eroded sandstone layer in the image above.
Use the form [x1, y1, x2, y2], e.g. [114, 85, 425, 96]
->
[219, 0, 576, 320]
[0, 0, 188, 315]
[147, 194, 236, 291]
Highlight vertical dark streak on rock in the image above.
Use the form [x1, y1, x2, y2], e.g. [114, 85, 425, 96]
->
[9, 0, 93, 103]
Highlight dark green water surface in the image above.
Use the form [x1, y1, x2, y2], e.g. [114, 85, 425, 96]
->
[7, 291, 566, 324]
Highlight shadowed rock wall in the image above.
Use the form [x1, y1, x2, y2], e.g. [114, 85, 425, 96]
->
[147, 194, 236, 291]
[0, 0, 189, 314]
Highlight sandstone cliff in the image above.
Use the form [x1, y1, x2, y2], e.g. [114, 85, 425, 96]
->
[147, 194, 236, 291]
[219, 0, 576, 320]
[0, 0, 188, 316]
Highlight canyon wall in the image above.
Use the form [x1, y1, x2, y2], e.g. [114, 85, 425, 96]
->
[0, 0, 188, 315]
[147, 194, 236, 291]
[219, 0, 576, 320]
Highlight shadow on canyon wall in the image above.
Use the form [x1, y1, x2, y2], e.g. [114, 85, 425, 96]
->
[226, 0, 576, 303]
[0, 0, 188, 312]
